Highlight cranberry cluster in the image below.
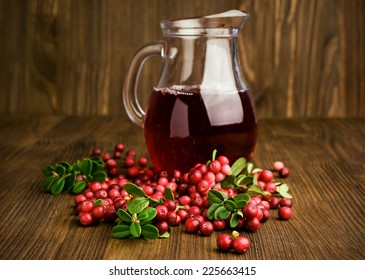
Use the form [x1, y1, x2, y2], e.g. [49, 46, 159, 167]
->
[72, 143, 293, 254]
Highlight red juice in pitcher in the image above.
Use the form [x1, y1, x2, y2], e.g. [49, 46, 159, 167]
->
[144, 87, 258, 173]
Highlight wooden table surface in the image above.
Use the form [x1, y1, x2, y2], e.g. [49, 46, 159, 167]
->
[0, 115, 364, 260]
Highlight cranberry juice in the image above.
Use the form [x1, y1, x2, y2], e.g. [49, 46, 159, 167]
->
[144, 87, 257, 173]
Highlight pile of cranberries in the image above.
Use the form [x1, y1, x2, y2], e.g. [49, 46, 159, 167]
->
[73, 143, 293, 254]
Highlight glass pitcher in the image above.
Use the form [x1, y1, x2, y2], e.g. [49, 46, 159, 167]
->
[123, 10, 257, 173]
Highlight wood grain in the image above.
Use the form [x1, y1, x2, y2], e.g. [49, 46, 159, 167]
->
[0, 0, 364, 118]
[0, 115, 364, 260]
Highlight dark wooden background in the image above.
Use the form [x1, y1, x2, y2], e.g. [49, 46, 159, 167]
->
[0, 0, 364, 118]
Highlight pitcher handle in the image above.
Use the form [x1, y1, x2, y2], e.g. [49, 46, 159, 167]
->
[122, 41, 164, 128]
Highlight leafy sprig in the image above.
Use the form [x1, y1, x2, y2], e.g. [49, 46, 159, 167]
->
[43, 158, 106, 195]
[207, 153, 293, 226]
[112, 198, 159, 239]
[112, 183, 172, 239]
[207, 190, 251, 228]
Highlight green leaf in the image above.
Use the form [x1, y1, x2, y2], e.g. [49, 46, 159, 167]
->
[60, 161, 71, 170]
[159, 231, 170, 238]
[50, 178, 65, 195]
[221, 175, 236, 189]
[130, 223, 142, 237]
[64, 171, 76, 191]
[246, 162, 254, 174]
[276, 183, 293, 198]
[118, 209, 132, 222]
[55, 165, 66, 177]
[139, 208, 157, 224]
[91, 160, 101, 173]
[72, 180, 87, 194]
[44, 176, 54, 191]
[128, 197, 149, 214]
[43, 165, 55, 177]
[124, 183, 147, 197]
[230, 157, 247, 176]
[230, 212, 239, 228]
[112, 224, 131, 239]
[91, 170, 106, 182]
[207, 203, 222, 220]
[252, 168, 262, 174]
[234, 193, 251, 208]
[81, 159, 93, 176]
[225, 199, 237, 211]
[246, 185, 270, 197]
[236, 175, 254, 185]
[141, 224, 159, 239]
[94, 199, 103, 206]
[164, 188, 174, 201]
[208, 190, 227, 205]
[214, 205, 231, 220]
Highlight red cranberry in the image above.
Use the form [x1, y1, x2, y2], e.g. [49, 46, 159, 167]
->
[166, 211, 178, 226]
[92, 205, 106, 220]
[204, 171, 215, 184]
[79, 212, 93, 226]
[104, 208, 117, 223]
[208, 160, 222, 174]
[221, 164, 231, 175]
[189, 170, 202, 184]
[217, 234, 233, 251]
[185, 217, 201, 233]
[217, 155, 230, 166]
[163, 200, 176, 212]
[188, 206, 201, 216]
[256, 208, 263, 220]
[279, 167, 290, 178]
[74, 194, 87, 205]
[113, 151, 121, 159]
[114, 143, 125, 152]
[213, 220, 226, 231]
[80, 200, 94, 213]
[126, 166, 139, 177]
[197, 180, 210, 195]
[268, 197, 280, 209]
[124, 156, 135, 167]
[243, 203, 258, 219]
[273, 161, 285, 172]
[138, 157, 148, 166]
[179, 195, 191, 206]
[279, 197, 293, 208]
[113, 198, 126, 210]
[199, 221, 214, 236]
[126, 149, 136, 157]
[261, 208, 270, 222]
[177, 209, 188, 222]
[155, 205, 169, 221]
[90, 182, 102, 193]
[260, 170, 274, 183]
[106, 159, 117, 169]
[102, 153, 111, 161]
[232, 236, 250, 254]
[264, 182, 277, 193]
[244, 217, 261, 232]
[155, 220, 169, 235]
[278, 207, 293, 220]
[95, 189, 108, 199]
[92, 147, 102, 157]
[215, 172, 225, 182]
[143, 185, 154, 196]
